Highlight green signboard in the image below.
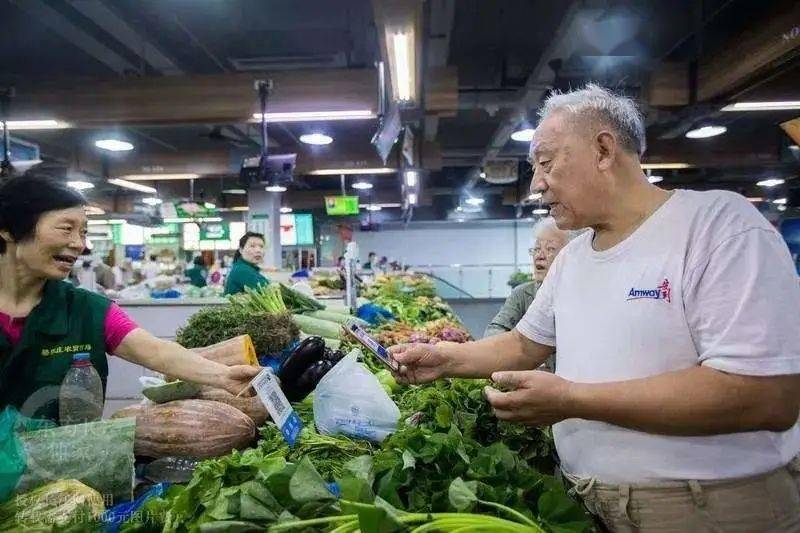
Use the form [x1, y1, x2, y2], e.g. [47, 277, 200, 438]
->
[324, 196, 359, 216]
[200, 222, 230, 241]
[295, 214, 314, 245]
[145, 223, 180, 245]
[174, 202, 215, 219]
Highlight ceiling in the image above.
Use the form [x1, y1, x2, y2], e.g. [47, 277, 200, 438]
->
[0, 0, 798, 223]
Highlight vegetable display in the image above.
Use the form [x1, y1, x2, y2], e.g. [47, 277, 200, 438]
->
[0, 480, 104, 530]
[374, 318, 471, 346]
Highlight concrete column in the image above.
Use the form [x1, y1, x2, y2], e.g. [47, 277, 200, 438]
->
[246, 188, 282, 268]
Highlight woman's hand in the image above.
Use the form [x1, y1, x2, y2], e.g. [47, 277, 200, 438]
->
[218, 365, 262, 396]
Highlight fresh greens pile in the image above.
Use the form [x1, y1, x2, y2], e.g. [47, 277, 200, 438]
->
[175, 306, 299, 356]
[279, 284, 326, 314]
[229, 284, 288, 314]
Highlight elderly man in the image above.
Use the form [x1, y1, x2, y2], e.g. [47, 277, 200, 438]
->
[484, 217, 570, 337]
[390, 84, 800, 531]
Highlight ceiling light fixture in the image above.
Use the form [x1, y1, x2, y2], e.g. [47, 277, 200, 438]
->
[87, 219, 125, 226]
[309, 167, 396, 176]
[685, 125, 727, 139]
[203, 202, 216, 209]
[648, 175, 664, 184]
[67, 180, 94, 191]
[641, 163, 691, 170]
[404, 170, 418, 187]
[95, 139, 134, 152]
[142, 197, 163, 206]
[532, 207, 549, 215]
[299, 133, 333, 146]
[479, 171, 486, 179]
[391, 31, 415, 102]
[527, 192, 542, 201]
[407, 193, 418, 205]
[265, 185, 287, 193]
[366, 205, 382, 212]
[773, 198, 787, 205]
[232, 206, 250, 211]
[84, 206, 105, 216]
[465, 197, 485, 206]
[510, 128, 536, 142]
[352, 181, 373, 190]
[252, 110, 375, 122]
[163, 217, 223, 223]
[721, 101, 800, 112]
[107, 178, 157, 194]
[746, 197, 764, 203]
[777, 205, 787, 212]
[280, 206, 293, 214]
[757, 178, 785, 187]
[359, 203, 402, 209]
[0, 119, 69, 130]
[455, 206, 463, 212]
[222, 188, 247, 195]
[120, 173, 200, 181]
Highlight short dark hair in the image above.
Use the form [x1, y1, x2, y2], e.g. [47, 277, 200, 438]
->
[368, 252, 376, 257]
[193, 256, 205, 266]
[233, 231, 265, 261]
[149, 254, 158, 261]
[0, 174, 87, 254]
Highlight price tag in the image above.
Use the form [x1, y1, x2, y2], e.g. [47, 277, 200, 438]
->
[251, 368, 303, 446]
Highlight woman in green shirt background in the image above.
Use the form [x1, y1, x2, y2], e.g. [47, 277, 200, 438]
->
[224, 231, 270, 296]
[185, 256, 208, 288]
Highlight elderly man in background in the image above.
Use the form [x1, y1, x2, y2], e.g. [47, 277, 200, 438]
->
[391, 84, 800, 531]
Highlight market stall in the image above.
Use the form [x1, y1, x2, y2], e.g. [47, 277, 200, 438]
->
[0, 275, 590, 532]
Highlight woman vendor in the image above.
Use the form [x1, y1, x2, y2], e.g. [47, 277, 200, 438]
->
[223, 231, 270, 296]
[0, 175, 261, 422]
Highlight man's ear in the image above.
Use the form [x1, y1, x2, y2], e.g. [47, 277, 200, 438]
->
[595, 130, 617, 171]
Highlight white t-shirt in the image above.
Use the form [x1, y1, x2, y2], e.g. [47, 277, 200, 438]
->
[516, 189, 800, 483]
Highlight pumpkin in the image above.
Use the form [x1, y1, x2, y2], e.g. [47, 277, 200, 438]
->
[196, 386, 269, 426]
[112, 399, 255, 459]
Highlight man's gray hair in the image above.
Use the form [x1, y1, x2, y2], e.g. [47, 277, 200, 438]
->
[532, 216, 582, 242]
[539, 83, 646, 156]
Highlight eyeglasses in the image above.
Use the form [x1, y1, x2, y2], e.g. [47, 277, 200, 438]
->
[529, 245, 560, 257]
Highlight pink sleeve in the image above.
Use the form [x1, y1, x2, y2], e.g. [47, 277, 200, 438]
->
[104, 302, 139, 353]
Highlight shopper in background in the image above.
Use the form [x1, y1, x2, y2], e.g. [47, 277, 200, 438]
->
[74, 250, 98, 293]
[113, 258, 134, 289]
[0, 175, 260, 422]
[141, 254, 160, 280]
[484, 217, 571, 338]
[93, 255, 116, 291]
[363, 251, 377, 270]
[185, 256, 208, 288]
[390, 84, 800, 530]
[224, 231, 269, 296]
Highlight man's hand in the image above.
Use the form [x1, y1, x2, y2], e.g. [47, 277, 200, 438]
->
[484, 370, 574, 426]
[219, 365, 262, 396]
[389, 343, 452, 384]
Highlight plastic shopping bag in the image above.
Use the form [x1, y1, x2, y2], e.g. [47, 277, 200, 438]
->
[313, 350, 400, 443]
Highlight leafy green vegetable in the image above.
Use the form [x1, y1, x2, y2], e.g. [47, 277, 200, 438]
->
[229, 285, 288, 314]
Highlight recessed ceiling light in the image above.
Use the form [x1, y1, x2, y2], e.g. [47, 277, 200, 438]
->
[352, 181, 373, 190]
[757, 178, 785, 187]
[648, 175, 664, 184]
[222, 188, 247, 195]
[404, 170, 418, 187]
[479, 171, 486, 179]
[721, 101, 800, 112]
[67, 180, 94, 191]
[527, 192, 542, 201]
[95, 139, 134, 152]
[777, 205, 787, 212]
[280, 206, 293, 214]
[366, 205, 382, 212]
[299, 133, 333, 146]
[107, 178, 157, 194]
[532, 208, 549, 215]
[265, 185, 287, 193]
[465, 197, 485, 206]
[455, 206, 463, 212]
[204, 202, 216, 209]
[511, 128, 536, 142]
[407, 193, 418, 205]
[685, 125, 726, 139]
[773, 198, 787, 205]
[142, 197, 163, 206]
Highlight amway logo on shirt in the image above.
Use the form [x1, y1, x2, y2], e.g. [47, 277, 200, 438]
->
[627, 278, 671, 303]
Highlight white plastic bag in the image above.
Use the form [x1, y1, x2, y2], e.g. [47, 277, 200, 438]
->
[313, 350, 400, 443]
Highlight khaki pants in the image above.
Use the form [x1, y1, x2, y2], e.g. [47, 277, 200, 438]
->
[564, 457, 800, 532]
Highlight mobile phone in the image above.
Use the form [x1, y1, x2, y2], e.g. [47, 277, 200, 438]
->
[344, 319, 398, 371]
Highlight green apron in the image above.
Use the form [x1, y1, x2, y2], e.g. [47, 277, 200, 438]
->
[223, 258, 269, 296]
[0, 280, 110, 423]
[186, 266, 208, 288]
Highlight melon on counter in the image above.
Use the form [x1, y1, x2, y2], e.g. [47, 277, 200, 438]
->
[195, 385, 269, 426]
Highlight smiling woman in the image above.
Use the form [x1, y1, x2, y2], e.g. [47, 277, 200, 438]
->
[0, 175, 261, 423]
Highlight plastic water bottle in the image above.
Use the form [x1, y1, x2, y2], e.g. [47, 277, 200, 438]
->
[59, 353, 104, 425]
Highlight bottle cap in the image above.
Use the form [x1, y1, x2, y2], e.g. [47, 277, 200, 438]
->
[72, 353, 91, 363]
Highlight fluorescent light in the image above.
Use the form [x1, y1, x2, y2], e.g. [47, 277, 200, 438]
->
[527, 192, 542, 201]
[365, 205, 382, 212]
[280, 206, 293, 214]
[722, 101, 800, 112]
[777, 205, 787, 212]
[358, 203, 402, 209]
[107, 178, 157, 194]
[408, 193, 418, 205]
[67, 180, 94, 191]
[88, 219, 125, 226]
[1, 119, 69, 130]
[164, 217, 223, 223]
[142, 197, 163, 206]
[84, 206, 105, 216]
[479, 171, 486, 179]
[309, 167, 396, 176]
[95, 139, 134, 152]
[757, 178, 785, 187]
[532, 208, 549, 215]
[252, 110, 375, 122]
[120, 173, 199, 181]
[265, 185, 287, 193]
[747, 197, 764, 203]
[203, 202, 216, 209]
[685, 125, 727, 139]
[392, 32, 413, 102]
[455, 206, 463, 212]
[773, 198, 787, 205]
[352, 181, 373, 190]
[232, 206, 250, 211]
[404, 170, 418, 187]
[299, 133, 333, 145]
[465, 197, 484, 206]
[222, 188, 247, 195]
[641, 163, 691, 170]
[648, 175, 664, 184]
[511, 128, 536, 142]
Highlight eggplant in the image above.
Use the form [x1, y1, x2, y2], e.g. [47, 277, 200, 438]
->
[278, 336, 326, 386]
[283, 358, 337, 403]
